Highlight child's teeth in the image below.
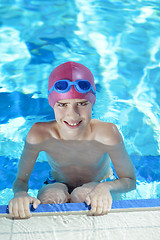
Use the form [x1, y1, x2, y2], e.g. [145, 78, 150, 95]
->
[69, 123, 77, 126]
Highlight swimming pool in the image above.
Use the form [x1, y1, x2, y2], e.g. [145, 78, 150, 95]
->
[0, 0, 160, 206]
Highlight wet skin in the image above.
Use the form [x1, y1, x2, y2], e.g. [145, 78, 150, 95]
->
[9, 99, 136, 218]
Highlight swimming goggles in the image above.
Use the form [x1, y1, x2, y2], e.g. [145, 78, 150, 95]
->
[48, 79, 96, 96]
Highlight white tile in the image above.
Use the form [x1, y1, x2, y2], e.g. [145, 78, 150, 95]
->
[0, 233, 11, 240]
[91, 210, 160, 230]
[12, 215, 54, 233]
[51, 230, 94, 240]
[0, 217, 12, 233]
[118, 211, 160, 228]
[11, 232, 56, 240]
[148, 211, 160, 226]
[6, 209, 160, 240]
[50, 214, 94, 230]
[124, 226, 160, 240]
[91, 212, 128, 229]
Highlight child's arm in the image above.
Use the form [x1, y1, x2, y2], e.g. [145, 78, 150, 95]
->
[9, 124, 42, 218]
[85, 123, 136, 215]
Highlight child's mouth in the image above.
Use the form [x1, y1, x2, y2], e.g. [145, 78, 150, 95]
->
[64, 120, 82, 128]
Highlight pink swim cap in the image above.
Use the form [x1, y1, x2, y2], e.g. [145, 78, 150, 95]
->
[48, 61, 96, 108]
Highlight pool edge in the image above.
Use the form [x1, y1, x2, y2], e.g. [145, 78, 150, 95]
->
[0, 198, 160, 217]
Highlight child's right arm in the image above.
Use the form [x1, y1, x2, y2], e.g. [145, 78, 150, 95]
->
[9, 124, 42, 218]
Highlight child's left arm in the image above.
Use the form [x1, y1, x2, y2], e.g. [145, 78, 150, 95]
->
[85, 123, 136, 215]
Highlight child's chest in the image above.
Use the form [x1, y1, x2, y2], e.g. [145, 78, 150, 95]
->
[44, 139, 110, 168]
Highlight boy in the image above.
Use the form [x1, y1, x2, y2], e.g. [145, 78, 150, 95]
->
[9, 62, 136, 218]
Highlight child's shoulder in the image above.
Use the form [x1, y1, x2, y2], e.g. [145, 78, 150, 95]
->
[26, 121, 57, 144]
[91, 119, 122, 145]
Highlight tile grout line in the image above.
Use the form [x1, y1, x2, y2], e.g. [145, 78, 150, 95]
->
[9, 225, 160, 235]
[9, 218, 14, 240]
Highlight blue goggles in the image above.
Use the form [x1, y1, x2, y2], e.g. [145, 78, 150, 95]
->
[48, 79, 96, 96]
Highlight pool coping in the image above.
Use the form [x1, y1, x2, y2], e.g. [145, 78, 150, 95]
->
[0, 198, 160, 217]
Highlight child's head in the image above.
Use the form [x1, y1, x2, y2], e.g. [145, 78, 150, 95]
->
[48, 62, 96, 109]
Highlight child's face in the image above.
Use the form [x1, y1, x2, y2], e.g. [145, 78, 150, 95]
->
[54, 99, 92, 138]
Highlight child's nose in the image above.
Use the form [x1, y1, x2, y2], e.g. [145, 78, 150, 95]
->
[67, 105, 80, 117]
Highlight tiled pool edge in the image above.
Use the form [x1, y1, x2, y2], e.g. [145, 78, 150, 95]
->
[0, 198, 160, 217]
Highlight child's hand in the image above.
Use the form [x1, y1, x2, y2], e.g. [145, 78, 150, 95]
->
[9, 192, 40, 218]
[85, 182, 112, 215]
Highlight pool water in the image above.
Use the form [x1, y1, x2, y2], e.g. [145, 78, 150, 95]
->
[0, 0, 160, 205]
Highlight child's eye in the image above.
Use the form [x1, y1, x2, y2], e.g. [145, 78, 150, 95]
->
[57, 103, 67, 107]
[77, 101, 89, 106]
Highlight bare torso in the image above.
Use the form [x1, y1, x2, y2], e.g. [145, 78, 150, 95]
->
[23, 119, 121, 189]
[43, 138, 113, 187]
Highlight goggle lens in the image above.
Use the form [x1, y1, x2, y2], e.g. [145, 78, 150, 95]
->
[55, 81, 68, 91]
[78, 81, 90, 91]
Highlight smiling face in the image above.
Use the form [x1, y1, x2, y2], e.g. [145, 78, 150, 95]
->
[54, 98, 92, 140]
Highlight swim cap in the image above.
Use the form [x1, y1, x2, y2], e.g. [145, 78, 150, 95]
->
[48, 62, 96, 108]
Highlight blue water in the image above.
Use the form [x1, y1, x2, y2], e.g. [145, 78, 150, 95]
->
[0, 0, 160, 205]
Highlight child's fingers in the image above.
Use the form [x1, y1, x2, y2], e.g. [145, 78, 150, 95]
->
[102, 199, 110, 215]
[32, 197, 41, 209]
[8, 200, 13, 216]
[12, 201, 19, 218]
[107, 194, 112, 212]
[8, 197, 40, 218]
[85, 195, 91, 206]
[9, 199, 20, 218]
[95, 198, 103, 215]
[90, 197, 97, 214]
[90, 196, 112, 215]
[23, 198, 32, 217]
[18, 198, 27, 218]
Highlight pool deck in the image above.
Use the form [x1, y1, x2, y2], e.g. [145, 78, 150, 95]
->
[0, 199, 160, 240]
